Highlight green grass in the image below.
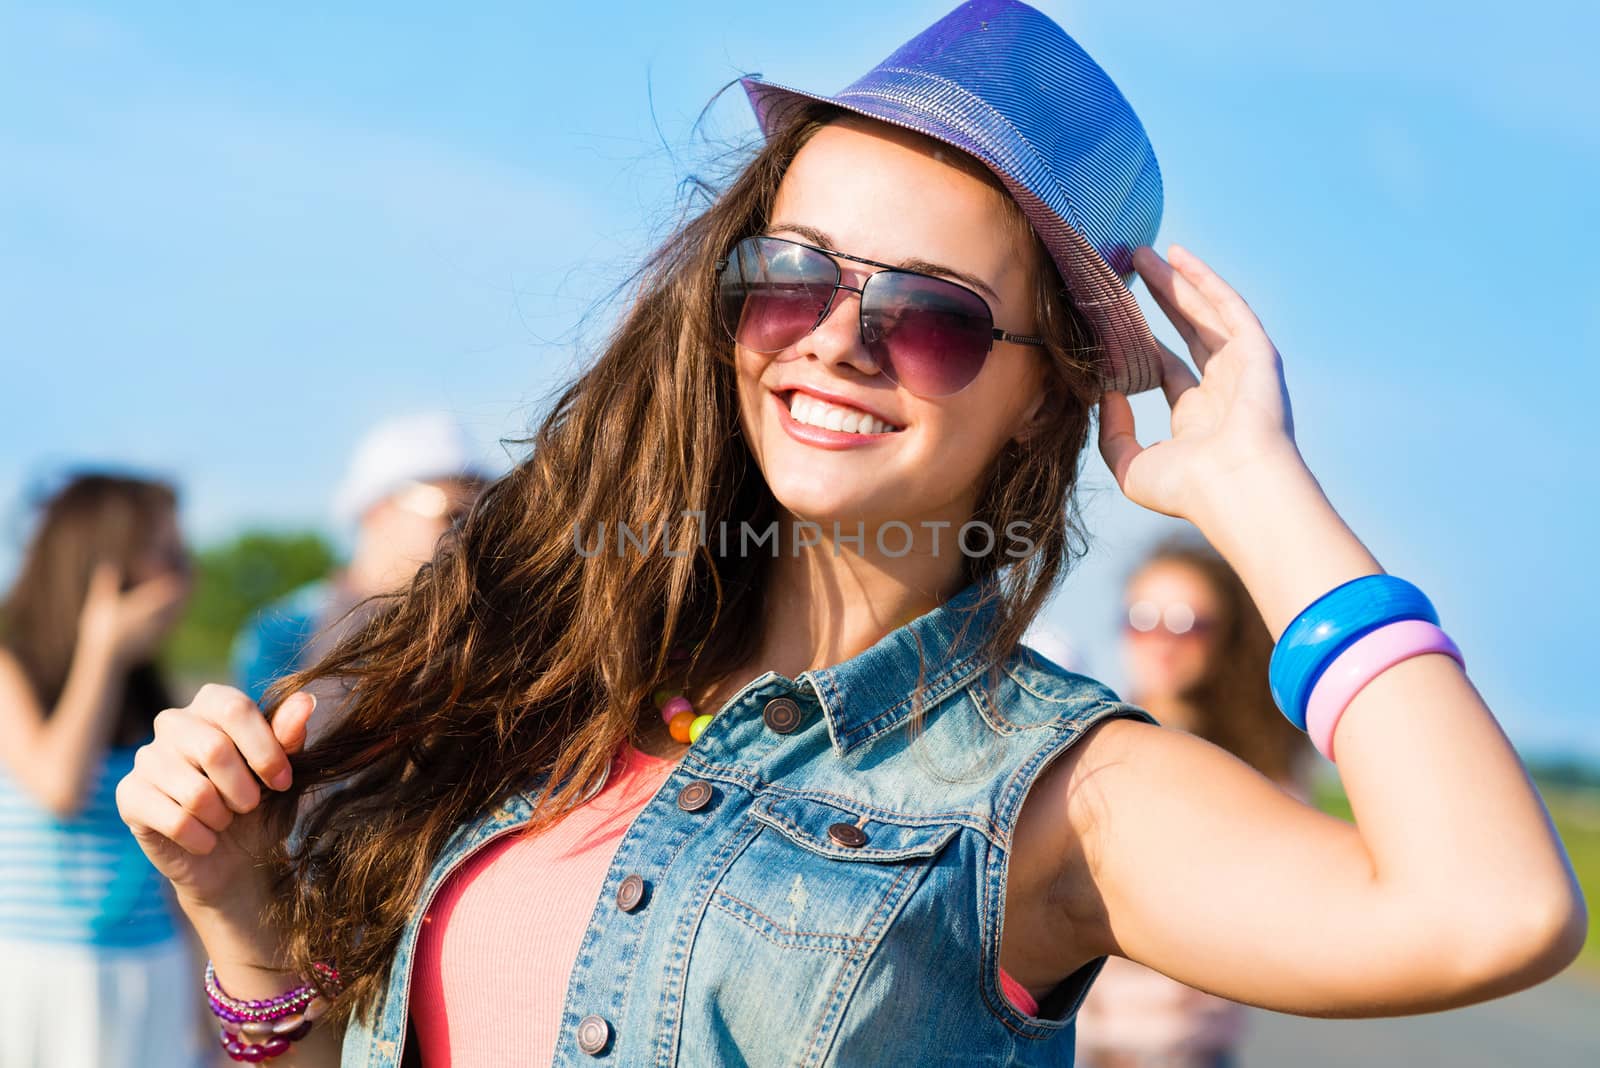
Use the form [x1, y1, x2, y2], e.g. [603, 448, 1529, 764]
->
[1309, 776, 1600, 976]
[1547, 788, 1600, 974]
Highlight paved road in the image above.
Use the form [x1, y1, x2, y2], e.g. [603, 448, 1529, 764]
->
[1239, 970, 1599, 1067]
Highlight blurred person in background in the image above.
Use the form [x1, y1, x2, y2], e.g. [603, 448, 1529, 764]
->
[230, 411, 489, 739]
[0, 472, 205, 1067]
[1076, 532, 1317, 1068]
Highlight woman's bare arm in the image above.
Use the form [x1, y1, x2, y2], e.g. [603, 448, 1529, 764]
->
[1062, 242, 1587, 1017]
[1063, 460, 1585, 1017]
[0, 633, 128, 816]
[0, 566, 187, 815]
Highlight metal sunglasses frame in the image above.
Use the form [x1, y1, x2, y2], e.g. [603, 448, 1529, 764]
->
[715, 234, 1047, 353]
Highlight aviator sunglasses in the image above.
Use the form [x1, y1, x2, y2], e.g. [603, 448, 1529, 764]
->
[715, 235, 1046, 398]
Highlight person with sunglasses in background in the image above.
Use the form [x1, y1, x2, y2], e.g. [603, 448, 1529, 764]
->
[1075, 533, 1317, 1068]
[231, 411, 488, 742]
[116, 3, 1582, 1066]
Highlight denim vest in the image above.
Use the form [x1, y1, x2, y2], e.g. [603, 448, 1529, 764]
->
[341, 582, 1159, 1066]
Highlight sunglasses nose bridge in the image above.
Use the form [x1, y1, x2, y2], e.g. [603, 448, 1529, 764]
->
[808, 276, 865, 335]
[798, 277, 888, 379]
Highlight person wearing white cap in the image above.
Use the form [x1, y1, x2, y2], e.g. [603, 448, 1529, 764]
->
[230, 413, 490, 729]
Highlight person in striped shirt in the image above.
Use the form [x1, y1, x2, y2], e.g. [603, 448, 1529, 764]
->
[0, 472, 206, 1068]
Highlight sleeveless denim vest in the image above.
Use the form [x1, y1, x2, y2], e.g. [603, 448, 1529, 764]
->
[341, 581, 1159, 1066]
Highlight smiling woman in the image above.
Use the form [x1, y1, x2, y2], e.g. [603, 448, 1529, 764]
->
[112, 2, 1584, 1067]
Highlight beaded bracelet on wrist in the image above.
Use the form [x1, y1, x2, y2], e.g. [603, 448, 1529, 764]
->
[206, 959, 340, 1063]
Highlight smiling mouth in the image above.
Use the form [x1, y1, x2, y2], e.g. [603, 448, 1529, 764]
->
[781, 391, 905, 435]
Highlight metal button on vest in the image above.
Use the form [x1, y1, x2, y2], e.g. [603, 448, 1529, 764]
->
[576, 1014, 611, 1055]
[762, 697, 802, 734]
[675, 779, 713, 812]
[827, 822, 869, 848]
[615, 873, 646, 913]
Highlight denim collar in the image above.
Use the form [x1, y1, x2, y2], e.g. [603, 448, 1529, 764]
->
[799, 578, 1002, 756]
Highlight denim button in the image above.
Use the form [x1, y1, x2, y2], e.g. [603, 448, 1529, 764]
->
[827, 823, 868, 848]
[676, 780, 713, 812]
[616, 874, 646, 912]
[576, 1014, 611, 1055]
[762, 697, 802, 734]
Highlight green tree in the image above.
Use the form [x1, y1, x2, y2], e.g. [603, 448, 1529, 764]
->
[165, 530, 337, 678]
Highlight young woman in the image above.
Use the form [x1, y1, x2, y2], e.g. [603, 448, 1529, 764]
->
[115, 3, 1586, 1066]
[1075, 535, 1318, 1068]
[0, 473, 203, 1067]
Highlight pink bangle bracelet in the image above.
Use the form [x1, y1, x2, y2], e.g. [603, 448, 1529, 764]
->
[1305, 619, 1465, 763]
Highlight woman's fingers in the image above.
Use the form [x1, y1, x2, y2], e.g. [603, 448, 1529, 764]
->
[1097, 390, 1144, 488]
[126, 571, 189, 616]
[1136, 253, 1213, 358]
[86, 560, 123, 606]
[134, 742, 234, 833]
[270, 691, 317, 760]
[154, 709, 263, 815]
[1133, 247, 1230, 362]
[1156, 342, 1200, 408]
[116, 774, 220, 856]
[1167, 244, 1265, 338]
[192, 684, 296, 791]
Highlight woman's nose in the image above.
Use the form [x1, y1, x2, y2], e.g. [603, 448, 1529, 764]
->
[791, 279, 883, 380]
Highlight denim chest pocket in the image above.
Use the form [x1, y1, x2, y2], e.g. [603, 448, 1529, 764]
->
[679, 794, 964, 1063]
[709, 794, 960, 951]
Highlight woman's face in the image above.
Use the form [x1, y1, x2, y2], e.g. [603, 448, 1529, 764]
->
[1121, 560, 1224, 702]
[126, 506, 191, 589]
[734, 117, 1051, 540]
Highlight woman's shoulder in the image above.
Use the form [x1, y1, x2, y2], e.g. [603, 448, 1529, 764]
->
[990, 643, 1158, 732]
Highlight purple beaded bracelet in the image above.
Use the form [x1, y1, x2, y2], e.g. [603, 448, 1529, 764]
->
[206, 960, 339, 1063]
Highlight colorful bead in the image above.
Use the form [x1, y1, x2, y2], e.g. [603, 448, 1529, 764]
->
[688, 713, 714, 743]
[651, 686, 679, 709]
[269, 1012, 306, 1036]
[239, 1020, 278, 1042]
[660, 695, 693, 722]
[667, 711, 695, 743]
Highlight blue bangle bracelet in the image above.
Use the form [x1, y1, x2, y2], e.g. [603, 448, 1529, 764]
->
[1268, 575, 1439, 730]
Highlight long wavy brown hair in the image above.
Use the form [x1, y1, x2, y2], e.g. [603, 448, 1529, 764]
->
[0, 473, 179, 747]
[262, 99, 1117, 1021]
[1131, 533, 1313, 785]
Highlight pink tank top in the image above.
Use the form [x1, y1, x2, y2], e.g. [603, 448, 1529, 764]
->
[411, 743, 1039, 1067]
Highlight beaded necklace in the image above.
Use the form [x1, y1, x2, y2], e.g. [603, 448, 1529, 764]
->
[650, 644, 713, 745]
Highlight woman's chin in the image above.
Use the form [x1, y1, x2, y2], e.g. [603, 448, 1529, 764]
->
[767, 489, 900, 535]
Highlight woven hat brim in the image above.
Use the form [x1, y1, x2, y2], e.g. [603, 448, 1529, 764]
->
[742, 77, 1165, 398]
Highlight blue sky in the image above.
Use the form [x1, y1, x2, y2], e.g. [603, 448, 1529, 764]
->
[2, 1, 1596, 763]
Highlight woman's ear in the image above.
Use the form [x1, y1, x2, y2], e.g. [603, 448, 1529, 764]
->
[1012, 383, 1062, 445]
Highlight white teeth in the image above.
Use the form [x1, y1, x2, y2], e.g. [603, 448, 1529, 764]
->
[786, 393, 900, 435]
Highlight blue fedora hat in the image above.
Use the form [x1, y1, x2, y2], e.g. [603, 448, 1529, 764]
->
[741, 0, 1164, 396]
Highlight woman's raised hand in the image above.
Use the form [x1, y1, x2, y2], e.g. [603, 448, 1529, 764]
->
[116, 686, 315, 915]
[77, 561, 191, 667]
[1097, 244, 1306, 525]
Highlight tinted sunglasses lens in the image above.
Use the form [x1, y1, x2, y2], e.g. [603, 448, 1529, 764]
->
[717, 238, 836, 353]
[861, 272, 994, 397]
